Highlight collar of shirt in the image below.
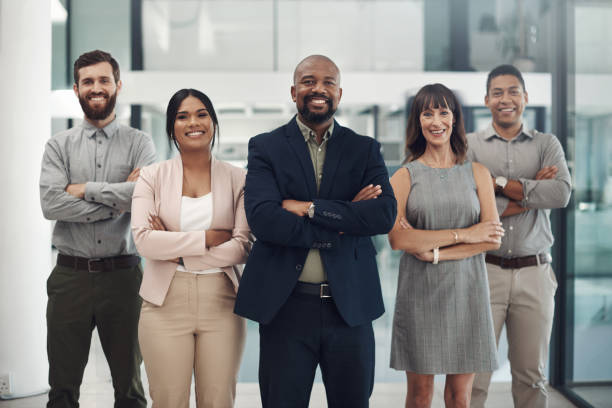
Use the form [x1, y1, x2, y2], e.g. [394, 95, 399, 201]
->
[482, 121, 535, 142]
[80, 116, 119, 139]
[296, 116, 334, 145]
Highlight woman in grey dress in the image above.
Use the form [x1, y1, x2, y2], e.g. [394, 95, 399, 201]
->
[388, 84, 504, 408]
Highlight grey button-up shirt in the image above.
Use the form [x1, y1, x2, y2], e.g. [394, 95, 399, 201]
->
[40, 118, 156, 258]
[467, 123, 571, 258]
[296, 117, 333, 283]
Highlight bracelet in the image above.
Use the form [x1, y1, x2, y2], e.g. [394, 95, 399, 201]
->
[433, 247, 439, 264]
[451, 230, 458, 244]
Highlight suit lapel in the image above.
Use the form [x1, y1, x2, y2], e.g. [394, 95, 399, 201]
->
[318, 122, 346, 199]
[285, 117, 317, 198]
[166, 155, 183, 232]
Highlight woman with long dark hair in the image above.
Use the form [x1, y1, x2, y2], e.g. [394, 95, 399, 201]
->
[388, 83, 504, 407]
[131, 89, 251, 407]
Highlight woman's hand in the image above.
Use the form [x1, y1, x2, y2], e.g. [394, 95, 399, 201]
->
[399, 216, 413, 230]
[462, 221, 504, 244]
[205, 230, 233, 248]
[148, 214, 180, 263]
[414, 250, 434, 262]
[148, 214, 167, 231]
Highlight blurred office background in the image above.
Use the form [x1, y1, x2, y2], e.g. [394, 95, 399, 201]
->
[1, 0, 611, 407]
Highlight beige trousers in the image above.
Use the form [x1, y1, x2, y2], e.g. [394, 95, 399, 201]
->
[471, 262, 557, 408]
[139, 272, 246, 408]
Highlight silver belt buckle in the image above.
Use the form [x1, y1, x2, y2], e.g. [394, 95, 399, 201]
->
[320, 283, 331, 298]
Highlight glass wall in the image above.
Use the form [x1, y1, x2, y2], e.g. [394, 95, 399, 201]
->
[559, 1, 612, 406]
[142, 0, 424, 72]
[424, 0, 554, 72]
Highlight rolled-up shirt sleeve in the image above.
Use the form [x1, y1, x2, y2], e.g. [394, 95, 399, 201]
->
[84, 134, 157, 212]
[40, 139, 115, 223]
[519, 135, 571, 209]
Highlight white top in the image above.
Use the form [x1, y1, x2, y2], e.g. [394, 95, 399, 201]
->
[176, 192, 223, 275]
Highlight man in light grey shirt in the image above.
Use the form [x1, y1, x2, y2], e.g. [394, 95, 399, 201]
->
[40, 50, 155, 408]
[468, 65, 571, 408]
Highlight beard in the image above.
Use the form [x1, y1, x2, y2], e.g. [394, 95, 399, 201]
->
[299, 93, 336, 124]
[78, 91, 117, 121]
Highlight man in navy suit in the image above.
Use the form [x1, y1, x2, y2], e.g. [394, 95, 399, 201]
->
[235, 55, 396, 407]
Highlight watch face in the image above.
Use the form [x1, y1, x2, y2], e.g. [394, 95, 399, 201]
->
[308, 203, 315, 218]
[496, 176, 508, 188]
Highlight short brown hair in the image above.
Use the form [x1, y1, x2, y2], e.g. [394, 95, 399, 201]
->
[73, 50, 120, 85]
[404, 83, 467, 164]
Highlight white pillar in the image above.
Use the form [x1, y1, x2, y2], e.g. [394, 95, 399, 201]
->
[0, 0, 51, 397]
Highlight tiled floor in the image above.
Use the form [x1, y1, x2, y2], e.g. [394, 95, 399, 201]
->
[0, 327, 578, 408]
[0, 381, 577, 407]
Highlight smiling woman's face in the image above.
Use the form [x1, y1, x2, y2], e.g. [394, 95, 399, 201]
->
[419, 104, 454, 148]
[174, 95, 214, 152]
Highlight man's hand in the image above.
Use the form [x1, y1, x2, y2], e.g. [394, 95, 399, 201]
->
[65, 183, 86, 198]
[127, 167, 141, 182]
[205, 230, 233, 248]
[535, 165, 558, 180]
[282, 199, 311, 217]
[352, 184, 382, 202]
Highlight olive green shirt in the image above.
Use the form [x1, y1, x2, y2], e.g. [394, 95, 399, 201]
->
[296, 117, 334, 283]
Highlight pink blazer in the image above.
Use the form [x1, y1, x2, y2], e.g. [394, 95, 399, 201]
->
[131, 155, 251, 306]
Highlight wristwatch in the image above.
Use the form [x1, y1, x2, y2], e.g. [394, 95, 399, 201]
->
[495, 176, 508, 193]
[307, 202, 315, 218]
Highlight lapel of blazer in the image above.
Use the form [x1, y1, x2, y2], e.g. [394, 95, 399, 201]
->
[209, 156, 221, 229]
[318, 121, 347, 199]
[165, 155, 184, 232]
[285, 116, 317, 198]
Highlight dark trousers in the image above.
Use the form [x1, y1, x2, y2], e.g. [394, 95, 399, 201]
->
[259, 291, 375, 408]
[46, 262, 146, 408]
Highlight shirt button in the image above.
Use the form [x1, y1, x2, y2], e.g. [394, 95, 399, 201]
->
[97, 240, 102, 244]
[98, 141, 102, 145]
[112, 203, 116, 207]
[86, 217, 90, 221]
[97, 164, 101, 168]
[318, 148, 321, 152]
[296, 264, 303, 271]
[508, 249, 512, 254]
[509, 226, 514, 231]
[91, 197, 95, 201]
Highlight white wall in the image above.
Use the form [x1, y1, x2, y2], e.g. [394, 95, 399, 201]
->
[0, 0, 52, 397]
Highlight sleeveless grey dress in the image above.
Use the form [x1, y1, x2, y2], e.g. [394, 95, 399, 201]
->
[390, 161, 498, 374]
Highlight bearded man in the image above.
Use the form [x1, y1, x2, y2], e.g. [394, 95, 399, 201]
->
[235, 55, 396, 408]
[40, 50, 156, 408]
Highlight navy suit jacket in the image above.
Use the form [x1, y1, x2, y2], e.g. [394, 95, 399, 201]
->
[234, 116, 396, 327]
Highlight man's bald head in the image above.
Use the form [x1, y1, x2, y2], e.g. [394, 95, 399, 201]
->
[291, 55, 342, 127]
[293, 55, 341, 85]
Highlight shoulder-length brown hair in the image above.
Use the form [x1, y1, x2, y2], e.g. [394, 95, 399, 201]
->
[403, 83, 467, 164]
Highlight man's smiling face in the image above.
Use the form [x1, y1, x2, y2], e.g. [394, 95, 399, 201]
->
[485, 74, 528, 129]
[74, 61, 121, 121]
[291, 57, 342, 126]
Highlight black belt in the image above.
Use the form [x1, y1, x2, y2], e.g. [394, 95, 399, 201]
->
[293, 282, 332, 298]
[57, 254, 140, 273]
[485, 253, 550, 269]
